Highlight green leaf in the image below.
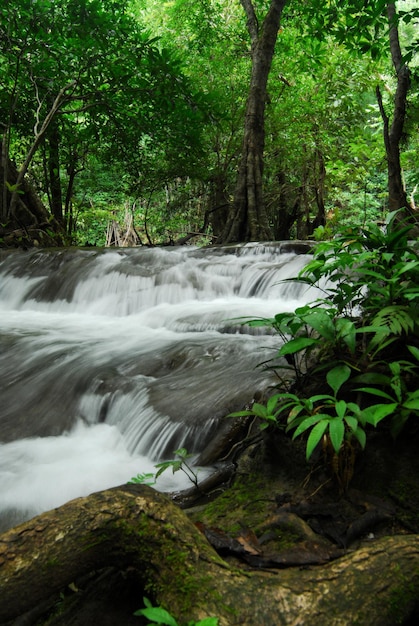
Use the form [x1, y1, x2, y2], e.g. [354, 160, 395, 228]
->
[306, 420, 329, 460]
[335, 317, 356, 353]
[352, 426, 366, 449]
[402, 396, 419, 410]
[362, 403, 398, 426]
[356, 325, 389, 335]
[344, 415, 358, 431]
[266, 394, 281, 415]
[134, 606, 179, 625]
[128, 472, 156, 486]
[174, 447, 190, 459]
[302, 309, 335, 341]
[194, 619, 219, 626]
[154, 461, 175, 479]
[247, 403, 268, 418]
[227, 410, 258, 418]
[352, 372, 391, 385]
[356, 387, 394, 401]
[372, 306, 415, 335]
[306, 394, 334, 404]
[290, 413, 329, 438]
[327, 364, 351, 396]
[360, 269, 388, 281]
[278, 336, 319, 356]
[299, 258, 325, 278]
[328, 418, 345, 454]
[244, 318, 274, 328]
[334, 399, 347, 420]
[407, 345, 419, 363]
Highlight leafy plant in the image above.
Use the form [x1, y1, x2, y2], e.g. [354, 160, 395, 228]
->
[128, 472, 156, 486]
[129, 448, 200, 490]
[154, 448, 200, 488]
[241, 304, 356, 384]
[134, 597, 218, 626]
[283, 365, 366, 459]
[355, 359, 419, 437]
[230, 211, 419, 491]
[298, 210, 419, 319]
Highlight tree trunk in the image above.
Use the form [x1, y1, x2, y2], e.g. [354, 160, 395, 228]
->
[208, 172, 230, 241]
[47, 121, 64, 225]
[221, 1, 287, 243]
[1, 484, 418, 625]
[0, 150, 50, 226]
[0, 145, 65, 247]
[376, 3, 411, 215]
[8, 81, 76, 219]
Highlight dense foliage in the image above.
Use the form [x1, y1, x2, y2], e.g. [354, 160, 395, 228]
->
[231, 211, 419, 491]
[0, 0, 211, 244]
[0, 0, 418, 246]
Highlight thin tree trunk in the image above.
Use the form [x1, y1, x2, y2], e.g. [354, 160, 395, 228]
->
[222, 1, 287, 243]
[47, 122, 64, 224]
[0, 150, 51, 226]
[1, 127, 10, 220]
[1, 485, 418, 625]
[9, 81, 76, 217]
[376, 3, 411, 214]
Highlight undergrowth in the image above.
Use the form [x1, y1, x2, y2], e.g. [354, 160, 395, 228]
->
[230, 210, 419, 492]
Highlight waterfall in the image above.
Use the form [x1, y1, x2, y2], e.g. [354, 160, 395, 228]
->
[0, 242, 316, 531]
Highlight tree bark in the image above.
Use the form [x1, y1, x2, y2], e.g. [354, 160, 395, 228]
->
[0, 147, 65, 247]
[47, 121, 64, 225]
[8, 81, 76, 219]
[0, 150, 50, 226]
[376, 3, 411, 215]
[221, 1, 287, 243]
[1, 484, 418, 625]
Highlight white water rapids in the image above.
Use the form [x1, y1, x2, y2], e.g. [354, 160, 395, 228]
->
[0, 242, 316, 531]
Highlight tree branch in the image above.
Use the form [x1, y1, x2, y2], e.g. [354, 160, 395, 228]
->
[240, 0, 259, 45]
[9, 81, 77, 217]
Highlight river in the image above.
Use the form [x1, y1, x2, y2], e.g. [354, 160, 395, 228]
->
[0, 242, 316, 531]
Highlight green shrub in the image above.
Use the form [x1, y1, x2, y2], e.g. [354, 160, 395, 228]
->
[230, 210, 419, 491]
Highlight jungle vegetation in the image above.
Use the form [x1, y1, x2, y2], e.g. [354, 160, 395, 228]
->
[0, 0, 418, 248]
[1, 4, 419, 624]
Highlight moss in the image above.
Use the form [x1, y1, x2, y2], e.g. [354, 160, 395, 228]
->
[255, 525, 301, 551]
[79, 533, 111, 551]
[194, 472, 276, 535]
[386, 567, 419, 624]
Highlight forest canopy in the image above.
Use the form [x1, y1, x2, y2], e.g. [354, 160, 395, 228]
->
[0, 0, 418, 247]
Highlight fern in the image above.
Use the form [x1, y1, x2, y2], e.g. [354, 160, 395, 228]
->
[371, 306, 415, 335]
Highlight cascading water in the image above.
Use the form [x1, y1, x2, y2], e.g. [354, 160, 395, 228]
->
[0, 242, 316, 531]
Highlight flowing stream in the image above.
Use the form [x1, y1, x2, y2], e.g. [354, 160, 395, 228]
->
[0, 242, 316, 531]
